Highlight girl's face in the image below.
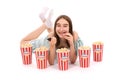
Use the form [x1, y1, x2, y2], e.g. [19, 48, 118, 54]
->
[56, 18, 69, 38]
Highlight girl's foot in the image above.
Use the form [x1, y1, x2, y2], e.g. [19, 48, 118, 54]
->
[45, 9, 53, 28]
[39, 7, 49, 22]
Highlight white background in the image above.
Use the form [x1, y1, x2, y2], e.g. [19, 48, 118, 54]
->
[0, 0, 120, 80]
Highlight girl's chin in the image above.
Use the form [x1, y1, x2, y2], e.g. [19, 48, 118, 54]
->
[58, 35, 64, 38]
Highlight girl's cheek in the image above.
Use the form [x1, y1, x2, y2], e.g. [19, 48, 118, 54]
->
[64, 29, 67, 31]
[56, 27, 60, 31]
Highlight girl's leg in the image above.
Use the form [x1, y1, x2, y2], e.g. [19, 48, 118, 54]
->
[39, 7, 54, 33]
[45, 9, 54, 33]
[39, 7, 49, 22]
[21, 23, 47, 44]
[21, 7, 51, 45]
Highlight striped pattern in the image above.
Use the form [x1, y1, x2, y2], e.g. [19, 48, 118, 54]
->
[57, 52, 69, 70]
[80, 55, 89, 68]
[35, 50, 48, 69]
[36, 57, 47, 69]
[20, 47, 32, 65]
[93, 44, 103, 62]
[59, 58, 68, 71]
[78, 48, 91, 68]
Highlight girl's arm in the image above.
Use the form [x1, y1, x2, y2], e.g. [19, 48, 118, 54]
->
[63, 31, 78, 64]
[69, 31, 79, 64]
[20, 24, 47, 45]
[48, 36, 57, 65]
[69, 42, 77, 64]
[48, 43, 56, 65]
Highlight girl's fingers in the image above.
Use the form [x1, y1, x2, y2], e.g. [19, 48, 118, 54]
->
[50, 37, 56, 45]
[63, 33, 72, 39]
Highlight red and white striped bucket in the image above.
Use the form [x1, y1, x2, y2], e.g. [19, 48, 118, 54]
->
[20, 43, 32, 65]
[57, 52, 69, 59]
[58, 57, 69, 71]
[35, 50, 48, 60]
[56, 48, 69, 70]
[80, 55, 89, 68]
[34, 47, 48, 69]
[36, 56, 47, 69]
[78, 46, 91, 68]
[93, 41, 103, 62]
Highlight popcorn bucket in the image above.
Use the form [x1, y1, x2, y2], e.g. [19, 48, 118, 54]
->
[57, 51, 69, 59]
[36, 56, 47, 69]
[59, 57, 69, 71]
[20, 43, 32, 65]
[78, 46, 91, 68]
[34, 46, 48, 69]
[56, 48, 69, 70]
[93, 41, 103, 62]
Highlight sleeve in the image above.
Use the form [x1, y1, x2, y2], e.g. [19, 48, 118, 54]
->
[29, 36, 50, 53]
[74, 37, 83, 56]
[30, 39, 42, 53]
[42, 36, 50, 49]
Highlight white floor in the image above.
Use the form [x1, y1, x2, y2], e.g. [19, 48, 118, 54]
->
[0, 0, 120, 80]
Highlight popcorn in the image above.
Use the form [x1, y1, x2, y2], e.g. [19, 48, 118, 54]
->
[35, 46, 48, 59]
[19, 40, 104, 69]
[56, 48, 69, 70]
[56, 48, 69, 59]
[20, 42, 32, 65]
[92, 41, 104, 62]
[34, 46, 48, 69]
[78, 46, 91, 68]
[20, 42, 32, 48]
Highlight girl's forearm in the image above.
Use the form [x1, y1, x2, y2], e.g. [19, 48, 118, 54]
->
[69, 44, 77, 64]
[48, 45, 56, 65]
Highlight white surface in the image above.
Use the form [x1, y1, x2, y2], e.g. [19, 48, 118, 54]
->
[0, 0, 120, 80]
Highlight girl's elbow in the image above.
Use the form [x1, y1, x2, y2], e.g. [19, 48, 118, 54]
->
[70, 57, 77, 64]
[70, 60, 76, 64]
[48, 59, 54, 65]
[49, 62, 54, 65]
[20, 39, 29, 45]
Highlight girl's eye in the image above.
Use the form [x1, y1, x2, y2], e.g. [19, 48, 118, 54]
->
[64, 26, 67, 27]
[57, 25, 60, 27]
[56, 24, 61, 27]
[63, 24, 69, 27]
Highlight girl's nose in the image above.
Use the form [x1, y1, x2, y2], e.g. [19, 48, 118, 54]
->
[60, 28, 63, 31]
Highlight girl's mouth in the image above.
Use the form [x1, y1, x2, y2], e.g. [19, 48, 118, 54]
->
[59, 32, 67, 35]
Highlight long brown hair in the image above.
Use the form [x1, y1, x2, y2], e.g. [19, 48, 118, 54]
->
[54, 15, 73, 48]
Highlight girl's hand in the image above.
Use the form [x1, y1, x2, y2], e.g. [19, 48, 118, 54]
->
[49, 37, 57, 46]
[63, 33, 74, 46]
